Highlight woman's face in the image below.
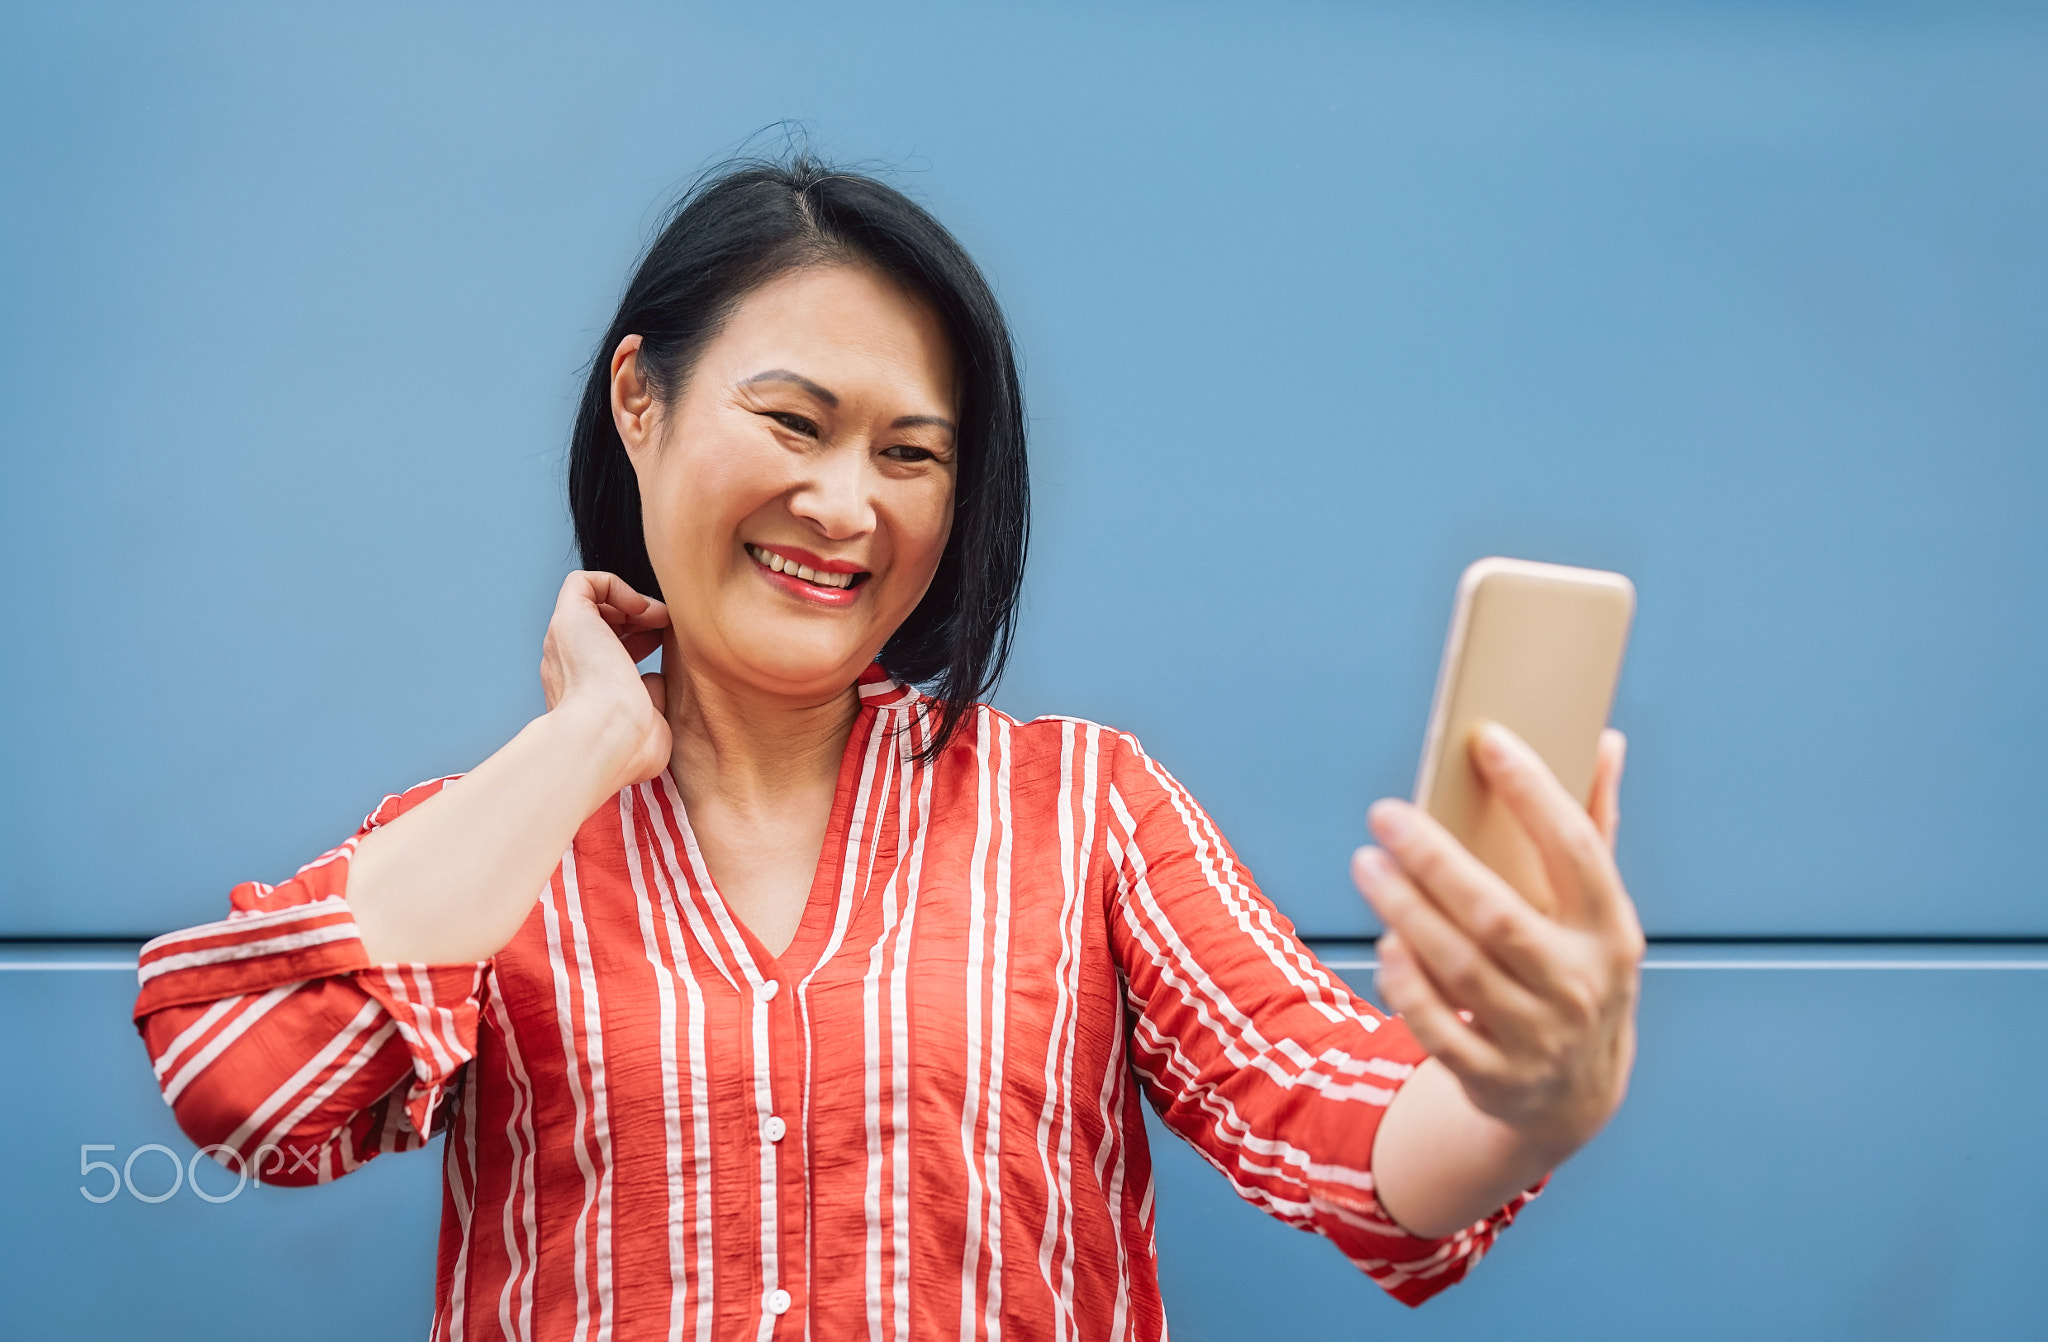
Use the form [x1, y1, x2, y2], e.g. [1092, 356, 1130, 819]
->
[613, 263, 959, 704]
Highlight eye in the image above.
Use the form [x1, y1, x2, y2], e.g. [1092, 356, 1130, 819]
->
[882, 444, 937, 463]
[765, 410, 819, 438]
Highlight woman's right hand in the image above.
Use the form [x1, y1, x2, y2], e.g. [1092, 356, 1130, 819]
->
[539, 571, 673, 790]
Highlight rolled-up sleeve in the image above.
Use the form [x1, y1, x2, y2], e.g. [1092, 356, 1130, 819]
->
[133, 777, 488, 1185]
[1102, 732, 1536, 1308]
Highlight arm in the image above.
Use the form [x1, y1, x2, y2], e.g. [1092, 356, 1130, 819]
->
[1359, 724, 1644, 1239]
[345, 571, 671, 964]
[134, 778, 491, 1184]
[133, 571, 672, 1177]
[1104, 732, 1530, 1308]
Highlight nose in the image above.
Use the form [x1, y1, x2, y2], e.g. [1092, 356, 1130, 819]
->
[789, 442, 877, 542]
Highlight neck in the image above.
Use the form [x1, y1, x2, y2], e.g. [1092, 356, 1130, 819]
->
[662, 640, 861, 817]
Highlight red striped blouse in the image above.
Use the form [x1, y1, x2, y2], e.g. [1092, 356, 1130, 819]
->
[133, 665, 1533, 1340]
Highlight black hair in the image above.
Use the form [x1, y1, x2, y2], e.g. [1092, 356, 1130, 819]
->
[568, 154, 1028, 760]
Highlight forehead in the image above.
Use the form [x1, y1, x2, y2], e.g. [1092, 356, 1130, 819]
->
[708, 263, 958, 406]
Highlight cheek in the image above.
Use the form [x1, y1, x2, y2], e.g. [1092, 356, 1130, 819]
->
[646, 441, 786, 566]
[897, 481, 956, 579]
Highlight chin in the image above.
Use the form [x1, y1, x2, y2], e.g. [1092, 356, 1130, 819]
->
[731, 633, 875, 697]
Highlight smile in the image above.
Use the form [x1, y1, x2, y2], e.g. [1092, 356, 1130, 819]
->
[746, 544, 869, 591]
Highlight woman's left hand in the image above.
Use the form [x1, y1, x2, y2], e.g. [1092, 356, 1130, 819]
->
[1353, 723, 1645, 1160]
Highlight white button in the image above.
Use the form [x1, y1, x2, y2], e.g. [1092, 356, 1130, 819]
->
[764, 1115, 787, 1142]
[766, 1288, 791, 1315]
[760, 979, 780, 1001]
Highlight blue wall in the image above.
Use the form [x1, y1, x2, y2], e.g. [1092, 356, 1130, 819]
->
[3, 2, 2045, 1336]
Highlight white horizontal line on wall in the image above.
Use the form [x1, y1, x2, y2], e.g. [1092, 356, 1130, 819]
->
[0, 961, 137, 971]
[1316, 958, 2048, 972]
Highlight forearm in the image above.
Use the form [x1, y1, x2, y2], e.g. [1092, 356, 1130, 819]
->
[346, 699, 645, 964]
[1369, 1058, 1571, 1240]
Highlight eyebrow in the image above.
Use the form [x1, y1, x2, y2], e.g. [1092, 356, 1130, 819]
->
[741, 368, 956, 435]
[740, 369, 839, 406]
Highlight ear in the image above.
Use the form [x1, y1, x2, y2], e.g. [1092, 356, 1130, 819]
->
[610, 334, 660, 463]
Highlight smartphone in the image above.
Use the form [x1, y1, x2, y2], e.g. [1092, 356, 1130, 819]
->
[1412, 557, 1635, 915]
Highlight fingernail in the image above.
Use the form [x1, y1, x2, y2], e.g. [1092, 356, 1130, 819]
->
[1367, 799, 1409, 842]
[1476, 721, 1512, 762]
[1354, 846, 1387, 885]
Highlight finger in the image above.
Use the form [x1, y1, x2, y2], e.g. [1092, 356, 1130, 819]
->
[1470, 721, 1625, 929]
[595, 599, 672, 633]
[1373, 931, 1507, 1082]
[1354, 845, 1551, 1046]
[557, 569, 603, 616]
[1362, 802, 1564, 995]
[581, 569, 660, 615]
[1588, 729, 1626, 850]
[563, 571, 670, 630]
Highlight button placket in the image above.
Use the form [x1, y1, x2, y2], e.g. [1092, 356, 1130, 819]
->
[759, 979, 785, 1148]
[759, 975, 791, 1323]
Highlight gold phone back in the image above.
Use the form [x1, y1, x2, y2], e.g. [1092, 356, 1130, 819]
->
[1414, 558, 1635, 915]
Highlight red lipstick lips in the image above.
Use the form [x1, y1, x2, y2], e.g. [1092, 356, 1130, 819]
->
[745, 542, 869, 608]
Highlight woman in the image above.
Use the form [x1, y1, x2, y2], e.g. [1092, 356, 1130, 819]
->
[134, 156, 1643, 1340]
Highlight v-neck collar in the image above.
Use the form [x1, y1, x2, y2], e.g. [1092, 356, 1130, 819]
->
[654, 664, 918, 989]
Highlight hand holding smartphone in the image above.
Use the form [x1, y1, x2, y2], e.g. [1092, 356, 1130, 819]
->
[1361, 558, 1644, 1235]
[1412, 558, 1634, 916]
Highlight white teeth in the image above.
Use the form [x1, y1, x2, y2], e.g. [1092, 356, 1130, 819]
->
[750, 544, 859, 590]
